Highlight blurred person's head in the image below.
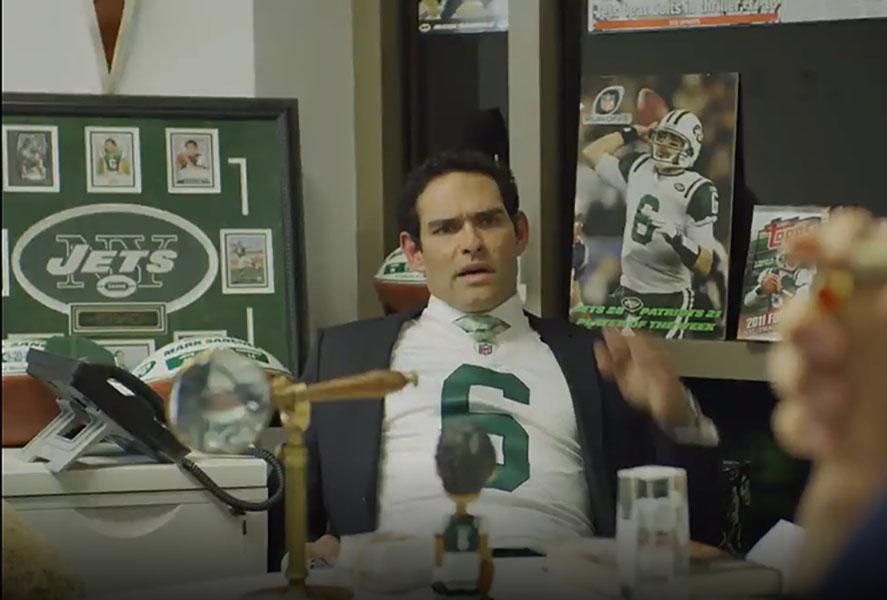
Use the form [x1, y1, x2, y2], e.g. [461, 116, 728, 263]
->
[436, 419, 497, 501]
[2, 501, 85, 600]
[768, 210, 887, 596]
[399, 149, 528, 313]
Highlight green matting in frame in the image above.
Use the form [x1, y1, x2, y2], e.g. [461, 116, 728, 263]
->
[1, 94, 306, 374]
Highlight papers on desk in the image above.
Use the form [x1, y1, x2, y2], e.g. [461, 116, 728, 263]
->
[746, 519, 806, 589]
[547, 538, 783, 598]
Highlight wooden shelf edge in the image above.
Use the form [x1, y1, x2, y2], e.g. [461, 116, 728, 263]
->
[664, 339, 771, 382]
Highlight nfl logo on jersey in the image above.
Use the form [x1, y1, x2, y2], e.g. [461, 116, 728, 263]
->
[476, 342, 494, 356]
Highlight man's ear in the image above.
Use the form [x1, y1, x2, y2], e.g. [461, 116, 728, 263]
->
[514, 211, 530, 256]
[400, 231, 426, 273]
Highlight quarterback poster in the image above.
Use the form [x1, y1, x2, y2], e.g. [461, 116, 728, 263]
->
[570, 72, 739, 339]
[737, 206, 829, 341]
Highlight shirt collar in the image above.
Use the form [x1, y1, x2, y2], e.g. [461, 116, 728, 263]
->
[423, 294, 529, 332]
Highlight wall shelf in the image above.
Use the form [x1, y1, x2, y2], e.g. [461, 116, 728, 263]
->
[665, 339, 771, 382]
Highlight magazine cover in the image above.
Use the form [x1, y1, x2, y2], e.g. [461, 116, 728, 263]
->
[737, 206, 829, 341]
[418, 0, 508, 34]
[588, 0, 887, 33]
[570, 73, 739, 339]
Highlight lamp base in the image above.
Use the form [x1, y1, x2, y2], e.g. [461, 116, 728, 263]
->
[240, 583, 352, 600]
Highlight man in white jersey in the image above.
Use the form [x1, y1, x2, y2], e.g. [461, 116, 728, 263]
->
[273, 150, 724, 571]
[584, 109, 721, 338]
[744, 249, 815, 311]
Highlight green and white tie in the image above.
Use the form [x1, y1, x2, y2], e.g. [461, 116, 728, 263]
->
[453, 314, 510, 345]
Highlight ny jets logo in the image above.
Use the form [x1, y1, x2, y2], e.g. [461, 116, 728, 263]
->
[621, 296, 644, 313]
[12, 204, 219, 314]
[46, 234, 178, 299]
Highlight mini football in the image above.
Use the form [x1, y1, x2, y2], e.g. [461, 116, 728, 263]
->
[374, 248, 429, 314]
[636, 88, 669, 127]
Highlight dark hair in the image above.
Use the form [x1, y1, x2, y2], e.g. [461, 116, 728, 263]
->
[398, 149, 519, 244]
[435, 419, 497, 496]
[185, 140, 198, 148]
[104, 138, 117, 146]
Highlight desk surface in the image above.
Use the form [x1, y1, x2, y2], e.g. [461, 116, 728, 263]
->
[2, 447, 266, 496]
[107, 558, 593, 600]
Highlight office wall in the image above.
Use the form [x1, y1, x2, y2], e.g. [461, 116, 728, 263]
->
[111, 0, 256, 96]
[2, 0, 375, 340]
[253, 0, 362, 329]
[2, 0, 107, 94]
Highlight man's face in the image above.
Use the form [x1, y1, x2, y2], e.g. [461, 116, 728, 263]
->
[104, 141, 117, 153]
[651, 129, 686, 170]
[401, 171, 528, 313]
[185, 142, 198, 156]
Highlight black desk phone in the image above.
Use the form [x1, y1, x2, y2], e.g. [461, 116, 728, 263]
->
[22, 348, 283, 513]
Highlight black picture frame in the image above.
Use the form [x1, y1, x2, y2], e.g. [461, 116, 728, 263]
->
[1, 93, 307, 374]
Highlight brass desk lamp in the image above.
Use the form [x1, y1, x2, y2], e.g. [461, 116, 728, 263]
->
[167, 349, 417, 599]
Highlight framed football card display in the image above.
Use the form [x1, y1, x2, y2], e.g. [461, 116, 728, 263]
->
[737, 206, 829, 342]
[1, 94, 306, 374]
[570, 72, 739, 340]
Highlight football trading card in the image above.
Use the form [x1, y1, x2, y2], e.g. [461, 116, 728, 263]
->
[737, 206, 829, 341]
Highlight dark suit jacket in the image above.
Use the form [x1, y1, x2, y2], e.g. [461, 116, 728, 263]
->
[809, 484, 887, 600]
[269, 307, 725, 568]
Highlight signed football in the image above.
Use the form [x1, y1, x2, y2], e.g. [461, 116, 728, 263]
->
[132, 336, 289, 401]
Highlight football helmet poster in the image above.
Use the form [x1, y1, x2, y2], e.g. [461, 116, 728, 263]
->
[738, 206, 829, 342]
[570, 73, 739, 340]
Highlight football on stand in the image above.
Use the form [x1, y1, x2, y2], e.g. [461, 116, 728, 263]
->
[374, 248, 430, 314]
[2, 339, 58, 447]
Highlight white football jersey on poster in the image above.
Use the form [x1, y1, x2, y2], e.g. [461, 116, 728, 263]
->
[597, 153, 718, 294]
[373, 296, 593, 551]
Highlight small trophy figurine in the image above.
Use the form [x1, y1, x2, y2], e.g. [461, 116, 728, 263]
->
[432, 420, 497, 599]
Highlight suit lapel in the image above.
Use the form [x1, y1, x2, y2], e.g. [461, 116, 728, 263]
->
[528, 315, 614, 533]
[357, 305, 424, 434]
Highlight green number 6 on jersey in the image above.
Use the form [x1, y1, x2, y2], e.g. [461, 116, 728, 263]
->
[441, 364, 530, 492]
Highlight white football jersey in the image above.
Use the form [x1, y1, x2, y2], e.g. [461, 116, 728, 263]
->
[373, 295, 593, 551]
[597, 153, 719, 294]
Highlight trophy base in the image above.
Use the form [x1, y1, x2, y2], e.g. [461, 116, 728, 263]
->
[239, 583, 352, 600]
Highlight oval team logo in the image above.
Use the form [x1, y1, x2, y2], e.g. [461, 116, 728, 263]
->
[620, 296, 644, 313]
[11, 204, 219, 314]
[593, 85, 625, 115]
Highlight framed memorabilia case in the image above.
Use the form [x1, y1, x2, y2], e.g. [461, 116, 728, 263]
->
[1, 94, 306, 374]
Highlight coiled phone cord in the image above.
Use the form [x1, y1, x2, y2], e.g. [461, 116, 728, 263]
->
[179, 446, 284, 515]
